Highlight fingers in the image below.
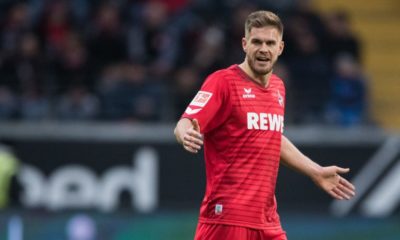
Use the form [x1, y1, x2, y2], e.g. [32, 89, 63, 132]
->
[183, 132, 203, 147]
[331, 176, 355, 200]
[337, 185, 354, 200]
[331, 187, 348, 200]
[183, 144, 200, 154]
[182, 127, 203, 154]
[329, 189, 343, 200]
[335, 166, 350, 174]
[339, 176, 355, 191]
[338, 177, 356, 197]
[320, 166, 356, 200]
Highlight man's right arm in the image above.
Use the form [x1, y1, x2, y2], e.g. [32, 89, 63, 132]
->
[174, 118, 203, 154]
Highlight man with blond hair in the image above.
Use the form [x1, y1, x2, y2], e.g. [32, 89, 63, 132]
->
[174, 10, 355, 240]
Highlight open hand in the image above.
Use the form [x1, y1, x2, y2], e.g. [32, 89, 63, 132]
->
[182, 119, 203, 154]
[312, 166, 355, 200]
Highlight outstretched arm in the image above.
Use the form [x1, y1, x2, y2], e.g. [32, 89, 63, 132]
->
[174, 118, 203, 154]
[280, 135, 355, 200]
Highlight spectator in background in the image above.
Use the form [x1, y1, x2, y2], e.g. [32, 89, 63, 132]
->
[36, 0, 72, 57]
[283, 0, 327, 57]
[325, 54, 368, 126]
[323, 10, 361, 64]
[191, 25, 226, 77]
[88, 3, 127, 76]
[0, 5, 37, 94]
[0, 0, 368, 125]
[128, 0, 178, 77]
[1, 32, 51, 121]
[0, 87, 17, 120]
[158, 0, 190, 15]
[56, 85, 100, 121]
[52, 31, 91, 93]
[224, 3, 256, 66]
[285, 19, 330, 123]
[98, 63, 164, 122]
[0, 32, 45, 93]
[0, 3, 31, 57]
[20, 87, 50, 121]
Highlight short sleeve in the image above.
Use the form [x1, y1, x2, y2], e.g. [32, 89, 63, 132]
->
[181, 71, 231, 133]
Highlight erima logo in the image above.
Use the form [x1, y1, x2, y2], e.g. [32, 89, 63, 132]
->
[243, 88, 255, 99]
[247, 112, 284, 133]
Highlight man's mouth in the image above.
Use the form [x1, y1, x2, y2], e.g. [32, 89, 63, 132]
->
[256, 56, 270, 63]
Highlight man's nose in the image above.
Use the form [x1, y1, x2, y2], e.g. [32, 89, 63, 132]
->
[260, 43, 270, 53]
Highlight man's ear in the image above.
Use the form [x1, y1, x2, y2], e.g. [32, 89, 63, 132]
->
[242, 37, 247, 52]
[278, 40, 285, 56]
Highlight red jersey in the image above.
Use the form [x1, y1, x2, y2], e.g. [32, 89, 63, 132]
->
[182, 64, 286, 230]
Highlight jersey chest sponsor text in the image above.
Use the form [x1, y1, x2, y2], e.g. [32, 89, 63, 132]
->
[247, 112, 284, 132]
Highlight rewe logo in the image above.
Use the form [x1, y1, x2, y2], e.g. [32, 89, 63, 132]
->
[243, 88, 255, 99]
[247, 112, 284, 132]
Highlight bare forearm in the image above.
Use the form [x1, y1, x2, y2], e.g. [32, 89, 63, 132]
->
[280, 135, 356, 200]
[280, 135, 322, 179]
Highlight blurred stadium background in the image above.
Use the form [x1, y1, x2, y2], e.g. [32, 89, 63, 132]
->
[0, 0, 399, 239]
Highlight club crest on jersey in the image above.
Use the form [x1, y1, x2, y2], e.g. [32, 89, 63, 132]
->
[277, 90, 284, 106]
[243, 88, 255, 99]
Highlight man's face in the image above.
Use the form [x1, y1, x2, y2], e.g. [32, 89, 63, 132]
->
[242, 26, 284, 76]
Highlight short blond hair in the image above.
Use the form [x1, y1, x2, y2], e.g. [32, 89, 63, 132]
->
[245, 10, 283, 37]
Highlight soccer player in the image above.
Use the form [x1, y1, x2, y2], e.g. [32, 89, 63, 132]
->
[174, 10, 355, 240]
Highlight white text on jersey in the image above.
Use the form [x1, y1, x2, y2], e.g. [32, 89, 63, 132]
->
[247, 112, 284, 132]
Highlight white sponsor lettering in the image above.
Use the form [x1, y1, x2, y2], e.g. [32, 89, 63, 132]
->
[247, 112, 259, 130]
[260, 113, 268, 130]
[268, 113, 282, 131]
[247, 112, 284, 132]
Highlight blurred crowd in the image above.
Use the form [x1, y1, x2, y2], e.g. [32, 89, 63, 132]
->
[0, 0, 369, 126]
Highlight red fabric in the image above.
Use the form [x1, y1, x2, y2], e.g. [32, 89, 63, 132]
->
[194, 223, 287, 240]
[182, 65, 286, 230]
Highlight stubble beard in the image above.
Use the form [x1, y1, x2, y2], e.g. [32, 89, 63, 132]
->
[247, 57, 274, 76]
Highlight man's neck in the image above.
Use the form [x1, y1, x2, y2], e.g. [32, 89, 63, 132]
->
[238, 62, 271, 88]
